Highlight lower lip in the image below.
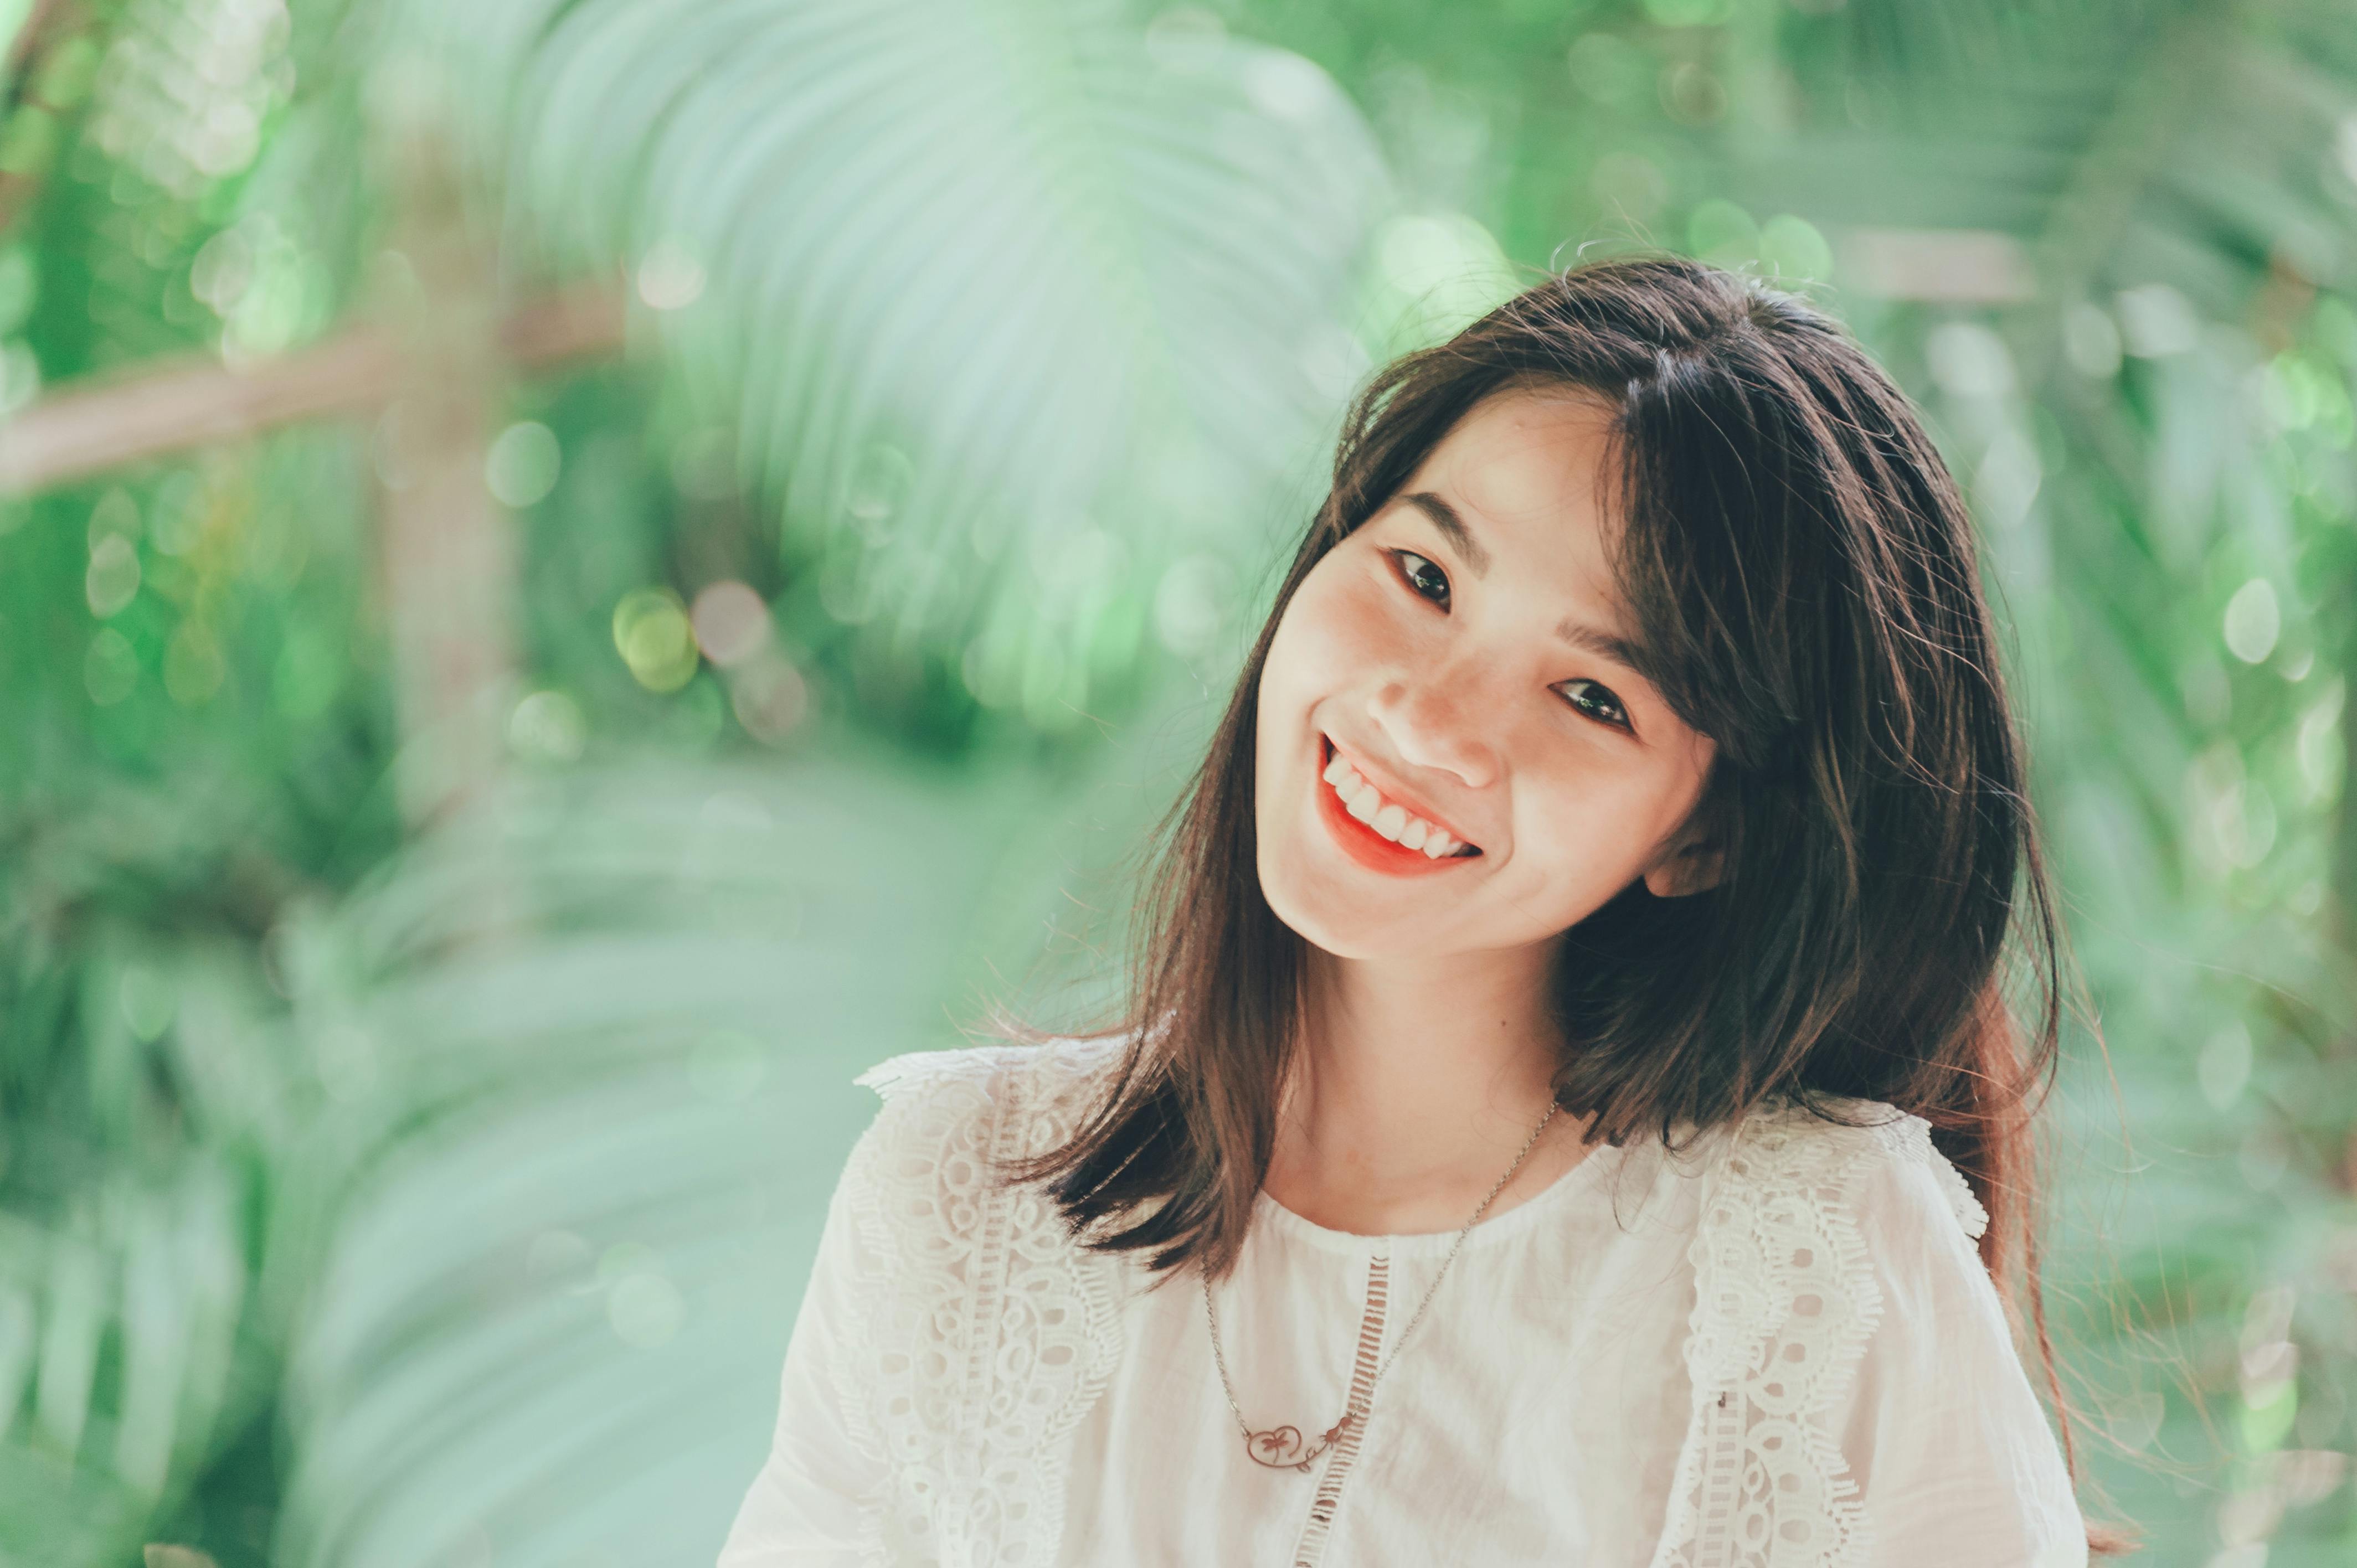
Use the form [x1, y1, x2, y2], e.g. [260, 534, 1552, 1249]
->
[1313, 735, 1481, 878]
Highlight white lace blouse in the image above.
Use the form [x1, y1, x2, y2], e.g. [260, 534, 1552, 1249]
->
[717, 1036, 2091, 1568]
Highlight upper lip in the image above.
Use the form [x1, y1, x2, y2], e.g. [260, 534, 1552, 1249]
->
[1324, 734, 1483, 851]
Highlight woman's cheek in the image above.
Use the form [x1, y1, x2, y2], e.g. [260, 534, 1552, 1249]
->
[1329, 574, 1403, 664]
[1286, 581, 1375, 686]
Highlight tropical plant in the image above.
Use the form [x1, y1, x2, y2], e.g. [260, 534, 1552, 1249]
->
[2, 0, 1390, 1561]
[4, 0, 2355, 1562]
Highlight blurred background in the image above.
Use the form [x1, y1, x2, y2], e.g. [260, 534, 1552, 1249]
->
[1, 0, 2353, 1561]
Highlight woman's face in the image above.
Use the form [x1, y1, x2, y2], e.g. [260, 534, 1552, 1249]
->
[1253, 386, 1721, 960]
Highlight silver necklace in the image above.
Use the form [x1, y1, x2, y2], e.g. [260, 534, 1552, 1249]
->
[1202, 1100, 1561, 1472]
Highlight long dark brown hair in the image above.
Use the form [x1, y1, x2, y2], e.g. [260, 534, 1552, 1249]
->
[985, 253, 2134, 1554]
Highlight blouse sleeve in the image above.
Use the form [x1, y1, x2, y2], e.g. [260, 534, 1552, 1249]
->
[715, 1111, 893, 1567]
[1837, 1151, 2090, 1568]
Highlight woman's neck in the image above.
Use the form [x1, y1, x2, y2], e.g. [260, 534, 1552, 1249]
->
[1260, 943, 1595, 1237]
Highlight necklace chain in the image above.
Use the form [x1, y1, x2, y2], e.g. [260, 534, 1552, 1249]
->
[1202, 1099, 1562, 1472]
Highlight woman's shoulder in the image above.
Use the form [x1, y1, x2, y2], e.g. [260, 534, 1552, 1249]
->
[851, 1031, 1133, 1131]
[837, 1032, 1136, 1203]
[802, 1036, 1136, 1566]
[1678, 1094, 1990, 1245]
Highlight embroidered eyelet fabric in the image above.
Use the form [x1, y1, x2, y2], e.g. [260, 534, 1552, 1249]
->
[717, 1039, 2089, 1568]
[828, 1041, 1129, 1567]
[1641, 1098, 2000, 1568]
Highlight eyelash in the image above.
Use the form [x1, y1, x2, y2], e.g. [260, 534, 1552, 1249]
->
[1385, 548, 1634, 734]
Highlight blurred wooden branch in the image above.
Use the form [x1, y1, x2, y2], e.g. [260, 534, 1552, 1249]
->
[0, 280, 627, 494]
[4, 0, 67, 84]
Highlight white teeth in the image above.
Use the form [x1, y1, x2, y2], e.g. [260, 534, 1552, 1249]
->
[1323, 746, 1470, 858]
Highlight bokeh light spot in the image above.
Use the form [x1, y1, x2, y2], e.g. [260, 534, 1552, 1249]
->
[2062, 302, 2122, 379]
[1685, 198, 1757, 269]
[636, 237, 706, 311]
[150, 472, 207, 556]
[163, 622, 226, 706]
[1926, 321, 2015, 399]
[85, 628, 138, 706]
[2223, 579, 2281, 664]
[1374, 213, 1516, 342]
[690, 580, 771, 667]
[608, 1272, 685, 1349]
[142, 1545, 219, 1568]
[843, 442, 915, 544]
[524, 1229, 595, 1288]
[613, 588, 700, 692]
[1758, 215, 1831, 283]
[86, 535, 141, 617]
[2199, 1022, 2252, 1110]
[509, 688, 588, 762]
[1241, 52, 1330, 123]
[1658, 61, 1725, 125]
[2296, 687, 2343, 803]
[191, 226, 255, 314]
[487, 421, 563, 508]
[0, 340, 40, 415]
[728, 653, 809, 744]
[1153, 553, 1233, 658]
[1972, 427, 2042, 534]
[598, 1241, 661, 1285]
[88, 486, 140, 548]
[2116, 282, 2200, 358]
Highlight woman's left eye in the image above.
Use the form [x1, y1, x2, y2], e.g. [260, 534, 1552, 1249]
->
[1389, 549, 1449, 605]
[1557, 679, 1632, 731]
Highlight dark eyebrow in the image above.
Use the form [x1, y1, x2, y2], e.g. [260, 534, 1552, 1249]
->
[1401, 491, 1490, 576]
[1555, 618, 1653, 681]
[1393, 491, 1653, 679]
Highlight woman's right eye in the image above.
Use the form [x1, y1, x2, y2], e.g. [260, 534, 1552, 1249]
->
[1389, 549, 1450, 607]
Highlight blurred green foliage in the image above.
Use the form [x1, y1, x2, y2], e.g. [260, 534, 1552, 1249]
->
[1, 0, 2354, 1562]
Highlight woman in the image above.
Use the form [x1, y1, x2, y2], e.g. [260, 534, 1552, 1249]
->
[717, 256, 2134, 1565]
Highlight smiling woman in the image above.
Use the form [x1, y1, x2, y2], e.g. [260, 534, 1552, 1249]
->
[1256, 390, 1723, 951]
[716, 256, 2133, 1566]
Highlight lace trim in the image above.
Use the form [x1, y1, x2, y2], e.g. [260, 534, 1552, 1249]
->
[828, 1050, 1985, 1568]
[1645, 1100, 1987, 1568]
[835, 1039, 1130, 1567]
[1872, 1113, 1991, 1241]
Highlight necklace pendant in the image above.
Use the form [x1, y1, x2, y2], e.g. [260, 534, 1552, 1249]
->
[1244, 1411, 1355, 1472]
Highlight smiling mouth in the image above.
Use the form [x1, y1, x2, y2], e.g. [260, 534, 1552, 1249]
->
[1318, 734, 1483, 863]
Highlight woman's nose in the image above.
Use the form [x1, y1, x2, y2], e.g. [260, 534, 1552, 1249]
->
[1365, 672, 1499, 790]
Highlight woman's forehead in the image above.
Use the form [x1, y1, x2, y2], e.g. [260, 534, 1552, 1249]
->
[1408, 391, 1625, 563]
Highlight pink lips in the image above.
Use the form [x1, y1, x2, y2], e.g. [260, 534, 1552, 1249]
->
[1314, 734, 1482, 878]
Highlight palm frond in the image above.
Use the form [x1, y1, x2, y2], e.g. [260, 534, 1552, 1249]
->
[386, 0, 1391, 734]
[266, 685, 1200, 1568]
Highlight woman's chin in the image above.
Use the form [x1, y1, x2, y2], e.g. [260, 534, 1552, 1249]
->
[1261, 868, 1433, 957]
